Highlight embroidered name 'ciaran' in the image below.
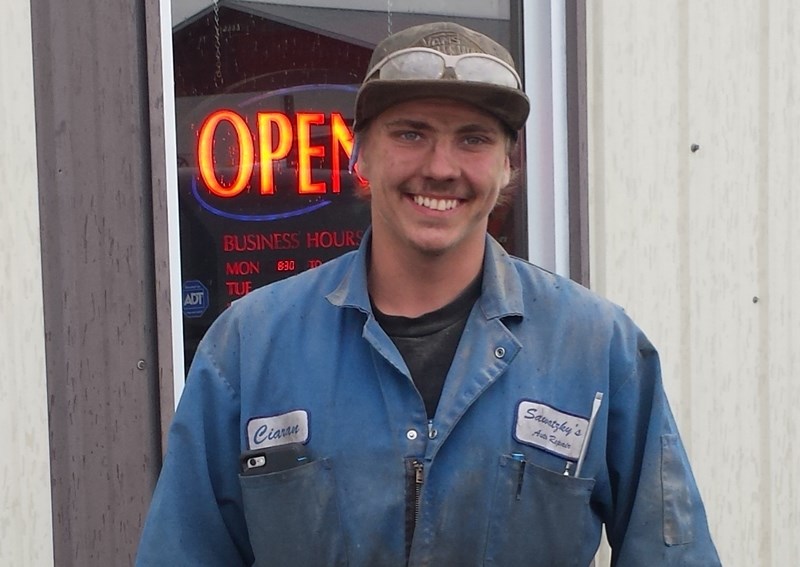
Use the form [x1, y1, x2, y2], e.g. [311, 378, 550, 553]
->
[514, 400, 589, 461]
[247, 410, 309, 449]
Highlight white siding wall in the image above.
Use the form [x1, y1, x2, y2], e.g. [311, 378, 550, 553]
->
[587, 1, 799, 565]
[0, 1, 55, 565]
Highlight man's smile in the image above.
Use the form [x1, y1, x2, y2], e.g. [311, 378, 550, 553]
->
[410, 195, 462, 212]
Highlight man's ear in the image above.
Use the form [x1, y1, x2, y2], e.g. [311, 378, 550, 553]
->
[352, 163, 371, 197]
[355, 155, 369, 180]
[354, 139, 370, 179]
[501, 156, 511, 188]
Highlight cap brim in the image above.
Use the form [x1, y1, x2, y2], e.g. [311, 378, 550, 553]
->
[355, 80, 530, 133]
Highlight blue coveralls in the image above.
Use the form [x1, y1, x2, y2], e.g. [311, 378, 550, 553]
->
[137, 232, 721, 566]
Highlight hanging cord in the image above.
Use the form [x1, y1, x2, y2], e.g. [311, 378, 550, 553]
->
[213, 0, 223, 88]
[387, 0, 393, 34]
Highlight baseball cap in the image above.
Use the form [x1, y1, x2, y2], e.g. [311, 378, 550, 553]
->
[353, 22, 530, 134]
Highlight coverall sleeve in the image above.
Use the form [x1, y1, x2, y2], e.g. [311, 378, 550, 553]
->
[136, 320, 253, 566]
[603, 322, 721, 566]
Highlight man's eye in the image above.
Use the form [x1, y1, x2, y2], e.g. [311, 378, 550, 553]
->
[398, 131, 422, 141]
[463, 136, 488, 145]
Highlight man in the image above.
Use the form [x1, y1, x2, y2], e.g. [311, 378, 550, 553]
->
[137, 22, 721, 566]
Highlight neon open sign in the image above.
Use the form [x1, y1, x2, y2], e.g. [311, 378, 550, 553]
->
[197, 109, 355, 198]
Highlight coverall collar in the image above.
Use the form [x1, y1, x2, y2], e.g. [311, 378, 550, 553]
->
[326, 228, 526, 321]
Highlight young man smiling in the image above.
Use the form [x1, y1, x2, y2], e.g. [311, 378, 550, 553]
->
[361, 98, 511, 317]
[137, 22, 721, 566]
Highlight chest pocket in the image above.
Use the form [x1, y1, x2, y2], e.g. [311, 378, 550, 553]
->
[239, 458, 348, 566]
[484, 454, 599, 567]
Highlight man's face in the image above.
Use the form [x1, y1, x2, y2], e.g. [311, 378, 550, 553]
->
[358, 98, 511, 261]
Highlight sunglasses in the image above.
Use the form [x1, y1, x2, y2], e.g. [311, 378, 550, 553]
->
[367, 47, 521, 89]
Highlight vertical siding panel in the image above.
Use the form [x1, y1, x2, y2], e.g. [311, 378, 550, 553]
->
[589, 1, 685, 408]
[767, 1, 800, 564]
[686, 2, 763, 564]
[756, 0, 773, 561]
[675, 0, 693, 453]
[587, 0, 607, 299]
[586, 4, 612, 563]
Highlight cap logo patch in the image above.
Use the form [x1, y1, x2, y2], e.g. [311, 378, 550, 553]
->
[418, 32, 481, 55]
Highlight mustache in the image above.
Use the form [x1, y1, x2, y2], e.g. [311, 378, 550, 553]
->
[399, 180, 471, 198]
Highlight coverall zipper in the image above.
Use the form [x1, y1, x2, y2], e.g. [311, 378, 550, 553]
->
[405, 459, 424, 559]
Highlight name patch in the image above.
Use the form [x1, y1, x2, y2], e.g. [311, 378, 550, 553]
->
[514, 400, 588, 461]
[247, 410, 309, 449]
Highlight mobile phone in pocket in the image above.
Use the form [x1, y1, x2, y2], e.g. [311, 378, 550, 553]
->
[240, 442, 310, 476]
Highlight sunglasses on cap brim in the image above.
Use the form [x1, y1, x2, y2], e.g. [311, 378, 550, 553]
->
[366, 47, 522, 90]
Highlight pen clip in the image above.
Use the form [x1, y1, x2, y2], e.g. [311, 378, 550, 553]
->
[574, 391, 603, 478]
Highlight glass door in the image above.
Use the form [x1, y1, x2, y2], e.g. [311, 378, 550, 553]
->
[168, 1, 527, 370]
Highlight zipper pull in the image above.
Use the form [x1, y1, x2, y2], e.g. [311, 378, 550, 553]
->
[414, 460, 424, 485]
[413, 460, 424, 524]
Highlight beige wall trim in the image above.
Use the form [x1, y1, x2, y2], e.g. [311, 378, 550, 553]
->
[565, 0, 590, 287]
[0, 1, 55, 565]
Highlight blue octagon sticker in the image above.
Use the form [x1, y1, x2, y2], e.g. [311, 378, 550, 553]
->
[182, 280, 209, 318]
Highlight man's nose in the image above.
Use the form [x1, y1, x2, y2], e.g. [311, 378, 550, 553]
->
[421, 141, 460, 181]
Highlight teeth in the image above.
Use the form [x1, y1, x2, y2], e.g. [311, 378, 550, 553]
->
[413, 195, 459, 211]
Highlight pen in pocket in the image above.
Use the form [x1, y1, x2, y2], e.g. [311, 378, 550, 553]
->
[574, 392, 603, 477]
[511, 452, 526, 500]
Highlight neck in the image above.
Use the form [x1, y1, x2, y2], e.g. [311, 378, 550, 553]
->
[368, 235, 485, 318]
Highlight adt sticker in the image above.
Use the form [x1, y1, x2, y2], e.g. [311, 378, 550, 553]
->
[182, 280, 209, 318]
